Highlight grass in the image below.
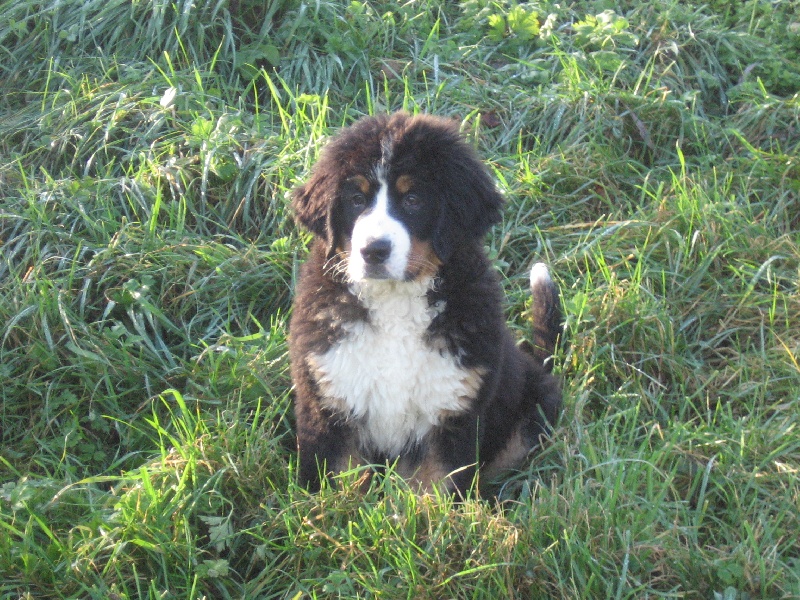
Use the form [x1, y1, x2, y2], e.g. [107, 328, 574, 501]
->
[1, 0, 799, 597]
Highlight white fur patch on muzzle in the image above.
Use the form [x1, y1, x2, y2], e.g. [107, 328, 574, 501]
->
[347, 181, 411, 282]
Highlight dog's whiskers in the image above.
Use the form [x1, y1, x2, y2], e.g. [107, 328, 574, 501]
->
[405, 256, 441, 278]
[322, 252, 349, 282]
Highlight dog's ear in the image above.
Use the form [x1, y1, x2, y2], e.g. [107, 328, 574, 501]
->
[292, 172, 340, 257]
[432, 148, 504, 262]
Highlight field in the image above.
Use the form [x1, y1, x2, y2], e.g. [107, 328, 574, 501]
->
[1, 0, 799, 597]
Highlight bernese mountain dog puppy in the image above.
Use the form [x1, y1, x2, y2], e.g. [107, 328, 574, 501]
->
[289, 112, 562, 496]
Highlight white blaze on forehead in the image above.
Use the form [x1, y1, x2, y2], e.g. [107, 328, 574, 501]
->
[347, 178, 411, 281]
[379, 136, 394, 170]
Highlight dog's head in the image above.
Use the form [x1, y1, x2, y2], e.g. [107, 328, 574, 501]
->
[292, 112, 504, 282]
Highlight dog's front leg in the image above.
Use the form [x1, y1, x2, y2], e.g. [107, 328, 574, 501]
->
[295, 406, 366, 491]
[393, 415, 481, 498]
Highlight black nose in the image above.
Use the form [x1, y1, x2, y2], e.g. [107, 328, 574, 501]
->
[361, 238, 392, 265]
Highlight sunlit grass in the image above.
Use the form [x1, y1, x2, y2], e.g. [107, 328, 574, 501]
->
[1, 0, 799, 597]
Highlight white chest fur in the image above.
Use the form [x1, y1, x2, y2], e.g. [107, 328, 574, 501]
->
[308, 279, 483, 455]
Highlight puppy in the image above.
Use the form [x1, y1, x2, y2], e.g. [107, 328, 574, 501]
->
[289, 112, 561, 495]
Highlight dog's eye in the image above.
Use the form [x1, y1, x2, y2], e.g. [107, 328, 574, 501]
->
[401, 194, 423, 211]
[349, 192, 367, 208]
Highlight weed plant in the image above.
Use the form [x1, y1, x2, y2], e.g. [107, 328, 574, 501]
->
[1, 0, 799, 598]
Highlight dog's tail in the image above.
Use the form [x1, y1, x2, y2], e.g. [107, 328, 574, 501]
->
[527, 263, 562, 372]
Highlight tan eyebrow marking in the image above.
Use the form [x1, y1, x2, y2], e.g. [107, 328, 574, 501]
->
[395, 174, 413, 195]
[349, 175, 370, 194]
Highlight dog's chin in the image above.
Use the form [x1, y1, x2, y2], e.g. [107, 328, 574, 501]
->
[361, 265, 393, 280]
